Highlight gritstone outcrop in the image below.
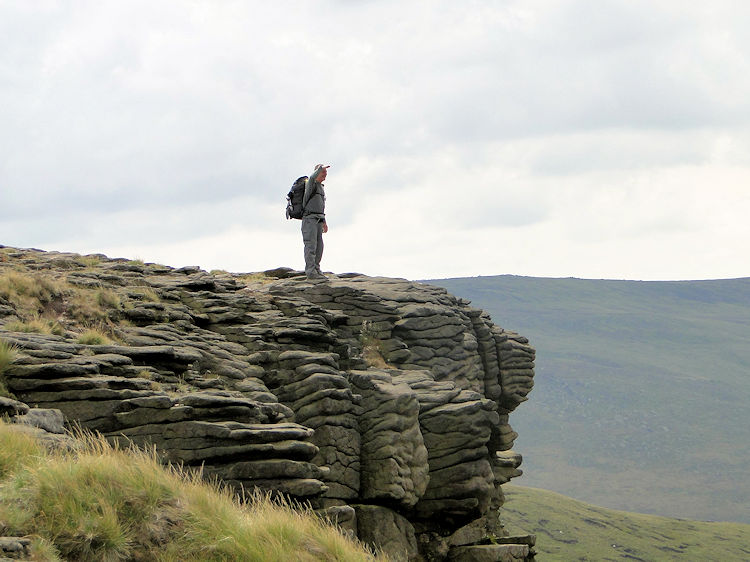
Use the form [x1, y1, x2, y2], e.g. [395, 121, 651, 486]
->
[0, 246, 535, 561]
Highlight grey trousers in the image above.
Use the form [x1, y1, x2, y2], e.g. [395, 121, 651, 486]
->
[301, 216, 324, 276]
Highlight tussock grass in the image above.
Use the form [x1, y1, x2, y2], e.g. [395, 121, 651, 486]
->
[0, 421, 383, 562]
[0, 270, 123, 338]
[0, 271, 66, 317]
[5, 316, 65, 336]
[359, 321, 391, 369]
[67, 290, 117, 325]
[361, 345, 389, 369]
[0, 425, 44, 480]
[0, 339, 18, 397]
[96, 288, 122, 310]
[74, 255, 103, 268]
[77, 328, 114, 346]
[234, 272, 275, 286]
[128, 286, 160, 303]
[0, 339, 17, 374]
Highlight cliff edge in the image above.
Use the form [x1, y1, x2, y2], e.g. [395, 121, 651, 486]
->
[0, 246, 535, 561]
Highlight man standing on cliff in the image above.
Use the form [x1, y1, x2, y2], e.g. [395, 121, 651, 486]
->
[301, 164, 330, 279]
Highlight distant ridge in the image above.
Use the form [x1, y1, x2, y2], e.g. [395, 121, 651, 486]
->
[427, 274, 750, 524]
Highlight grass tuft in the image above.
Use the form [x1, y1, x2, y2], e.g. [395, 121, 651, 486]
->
[5, 316, 65, 336]
[0, 271, 123, 338]
[96, 288, 122, 310]
[77, 329, 114, 346]
[235, 272, 275, 286]
[128, 287, 160, 303]
[359, 320, 391, 369]
[67, 291, 112, 325]
[74, 255, 103, 268]
[0, 339, 18, 373]
[0, 339, 19, 398]
[0, 271, 66, 318]
[0, 419, 43, 478]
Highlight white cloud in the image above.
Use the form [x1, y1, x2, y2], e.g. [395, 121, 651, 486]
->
[1, 1, 749, 280]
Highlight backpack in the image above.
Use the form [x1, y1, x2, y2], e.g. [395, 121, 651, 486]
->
[285, 176, 308, 220]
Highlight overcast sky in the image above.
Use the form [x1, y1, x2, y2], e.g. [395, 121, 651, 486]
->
[2, 1, 749, 280]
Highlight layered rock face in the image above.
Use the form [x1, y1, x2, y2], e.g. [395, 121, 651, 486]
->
[0, 248, 535, 561]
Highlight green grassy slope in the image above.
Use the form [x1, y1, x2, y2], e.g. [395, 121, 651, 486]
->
[0, 421, 382, 561]
[427, 276, 750, 523]
[501, 485, 750, 561]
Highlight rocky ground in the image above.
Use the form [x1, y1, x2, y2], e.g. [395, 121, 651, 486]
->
[0, 246, 535, 561]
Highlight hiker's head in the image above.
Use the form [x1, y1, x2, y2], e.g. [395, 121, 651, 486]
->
[315, 164, 329, 182]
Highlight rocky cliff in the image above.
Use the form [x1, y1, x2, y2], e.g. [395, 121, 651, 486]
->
[0, 246, 535, 561]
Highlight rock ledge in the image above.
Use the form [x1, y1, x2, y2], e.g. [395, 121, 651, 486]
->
[0, 247, 535, 561]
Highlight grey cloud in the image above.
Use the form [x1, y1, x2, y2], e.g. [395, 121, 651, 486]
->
[407, 1, 750, 142]
[1, 192, 275, 252]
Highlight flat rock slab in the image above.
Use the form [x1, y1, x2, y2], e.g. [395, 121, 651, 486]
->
[449, 544, 531, 562]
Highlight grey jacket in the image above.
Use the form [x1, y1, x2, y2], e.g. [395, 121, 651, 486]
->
[303, 167, 326, 219]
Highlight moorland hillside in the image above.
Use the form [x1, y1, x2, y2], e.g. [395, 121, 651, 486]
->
[430, 275, 750, 524]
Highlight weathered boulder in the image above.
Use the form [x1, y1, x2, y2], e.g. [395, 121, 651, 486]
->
[355, 505, 419, 562]
[14, 408, 65, 434]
